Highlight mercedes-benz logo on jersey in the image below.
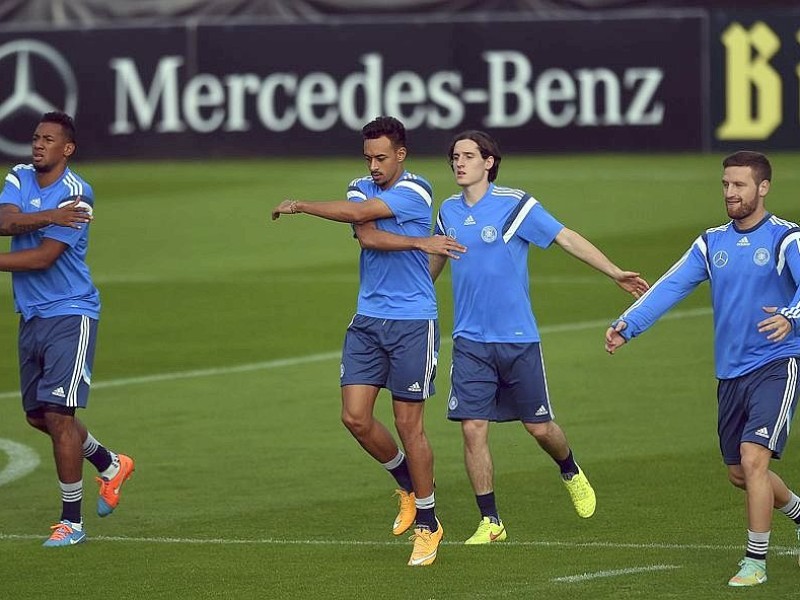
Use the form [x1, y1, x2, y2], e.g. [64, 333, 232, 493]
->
[713, 250, 728, 268]
[753, 248, 770, 266]
[446, 227, 457, 239]
[481, 225, 498, 243]
[0, 39, 78, 158]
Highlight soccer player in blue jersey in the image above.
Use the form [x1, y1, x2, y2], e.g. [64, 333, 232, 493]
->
[606, 151, 800, 587]
[0, 112, 135, 547]
[429, 130, 648, 545]
[272, 116, 463, 566]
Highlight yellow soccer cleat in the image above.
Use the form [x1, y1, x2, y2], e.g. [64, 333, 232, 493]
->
[407, 519, 443, 566]
[464, 516, 507, 545]
[562, 467, 596, 518]
[728, 558, 767, 587]
[392, 489, 416, 536]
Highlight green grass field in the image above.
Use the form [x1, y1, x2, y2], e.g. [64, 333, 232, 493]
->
[1, 153, 800, 599]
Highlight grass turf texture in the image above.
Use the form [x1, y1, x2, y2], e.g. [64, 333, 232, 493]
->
[1, 153, 799, 599]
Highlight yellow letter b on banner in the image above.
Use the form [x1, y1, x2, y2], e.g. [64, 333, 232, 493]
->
[717, 22, 782, 140]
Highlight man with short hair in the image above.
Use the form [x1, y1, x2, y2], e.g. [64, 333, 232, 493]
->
[272, 116, 463, 566]
[0, 111, 135, 547]
[430, 130, 648, 544]
[606, 150, 800, 586]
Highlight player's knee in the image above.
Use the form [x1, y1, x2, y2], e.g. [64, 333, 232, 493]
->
[727, 466, 746, 489]
[394, 414, 423, 440]
[25, 409, 47, 432]
[525, 420, 554, 441]
[341, 411, 369, 437]
[461, 419, 489, 445]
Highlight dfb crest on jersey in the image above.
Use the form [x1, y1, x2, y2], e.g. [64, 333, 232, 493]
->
[753, 248, 770, 266]
[481, 226, 498, 243]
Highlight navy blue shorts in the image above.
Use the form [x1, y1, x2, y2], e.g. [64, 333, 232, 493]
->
[340, 314, 439, 401]
[717, 357, 799, 465]
[18, 315, 98, 413]
[446, 338, 553, 423]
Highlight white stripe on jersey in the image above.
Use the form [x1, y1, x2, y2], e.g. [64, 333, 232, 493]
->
[64, 171, 84, 197]
[503, 197, 539, 244]
[66, 316, 91, 407]
[622, 236, 707, 317]
[395, 180, 432, 207]
[435, 212, 446, 235]
[492, 186, 526, 199]
[4, 173, 20, 189]
[705, 223, 730, 235]
[770, 215, 799, 229]
[769, 358, 797, 451]
[776, 231, 800, 276]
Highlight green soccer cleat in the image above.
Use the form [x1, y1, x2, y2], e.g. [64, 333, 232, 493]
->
[728, 558, 767, 587]
[464, 516, 507, 545]
[562, 467, 596, 518]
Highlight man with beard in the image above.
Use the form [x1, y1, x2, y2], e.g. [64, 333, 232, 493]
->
[0, 112, 135, 546]
[606, 151, 800, 587]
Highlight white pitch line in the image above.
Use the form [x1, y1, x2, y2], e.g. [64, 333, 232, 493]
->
[552, 564, 681, 583]
[0, 533, 794, 555]
[0, 439, 40, 487]
[0, 306, 712, 400]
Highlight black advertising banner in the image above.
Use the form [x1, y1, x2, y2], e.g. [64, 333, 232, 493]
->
[0, 15, 704, 160]
[711, 10, 800, 151]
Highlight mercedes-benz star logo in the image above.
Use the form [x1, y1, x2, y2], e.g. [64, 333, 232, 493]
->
[0, 39, 78, 157]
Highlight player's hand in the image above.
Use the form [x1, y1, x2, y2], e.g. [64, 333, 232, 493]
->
[605, 320, 628, 354]
[614, 271, 649, 298]
[758, 306, 793, 342]
[417, 235, 467, 259]
[271, 200, 298, 221]
[48, 198, 92, 228]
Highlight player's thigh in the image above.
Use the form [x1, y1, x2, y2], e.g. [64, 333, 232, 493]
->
[341, 315, 389, 387]
[496, 342, 552, 423]
[743, 357, 799, 460]
[447, 337, 498, 421]
[384, 319, 439, 401]
[21, 315, 98, 412]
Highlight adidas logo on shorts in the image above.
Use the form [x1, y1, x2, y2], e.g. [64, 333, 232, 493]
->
[755, 427, 770, 439]
[534, 405, 549, 416]
[407, 382, 422, 392]
[51, 387, 66, 398]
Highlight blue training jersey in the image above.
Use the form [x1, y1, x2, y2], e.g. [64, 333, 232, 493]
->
[0, 164, 100, 321]
[346, 171, 437, 320]
[616, 213, 800, 379]
[435, 183, 564, 342]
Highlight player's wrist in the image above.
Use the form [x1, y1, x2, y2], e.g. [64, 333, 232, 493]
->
[777, 310, 795, 329]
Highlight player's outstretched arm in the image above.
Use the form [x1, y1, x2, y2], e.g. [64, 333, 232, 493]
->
[271, 198, 393, 223]
[605, 320, 628, 354]
[554, 227, 649, 298]
[0, 200, 92, 236]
